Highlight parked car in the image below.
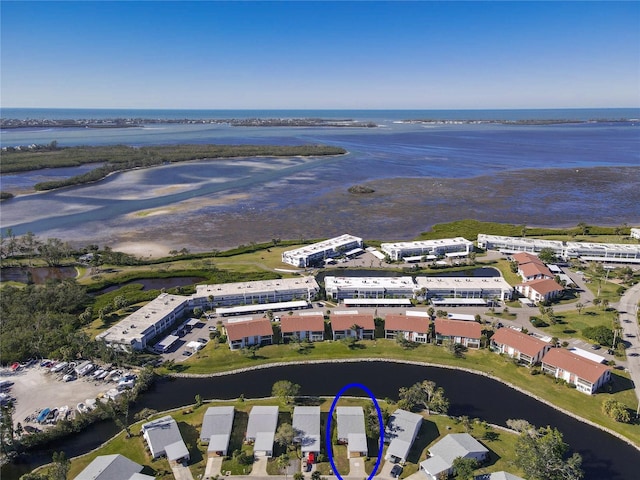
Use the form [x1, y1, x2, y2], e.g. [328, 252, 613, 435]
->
[391, 465, 403, 478]
[591, 344, 601, 350]
[182, 350, 192, 356]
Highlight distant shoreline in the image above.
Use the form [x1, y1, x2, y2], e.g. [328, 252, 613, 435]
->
[1, 117, 636, 130]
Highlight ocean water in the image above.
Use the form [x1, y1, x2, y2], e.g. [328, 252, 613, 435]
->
[0, 109, 639, 250]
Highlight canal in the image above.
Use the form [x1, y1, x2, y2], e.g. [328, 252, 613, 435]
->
[4, 361, 639, 479]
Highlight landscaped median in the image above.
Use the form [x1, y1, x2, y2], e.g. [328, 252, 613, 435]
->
[162, 339, 640, 448]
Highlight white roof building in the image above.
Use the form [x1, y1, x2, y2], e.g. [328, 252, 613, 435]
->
[141, 415, 189, 462]
[200, 406, 235, 457]
[385, 409, 423, 463]
[477, 234, 564, 254]
[336, 406, 367, 457]
[73, 454, 154, 480]
[631, 228, 640, 240]
[325, 276, 417, 301]
[420, 433, 489, 480]
[564, 241, 640, 263]
[282, 234, 363, 267]
[246, 406, 279, 457]
[381, 237, 473, 261]
[415, 276, 513, 301]
[96, 294, 188, 351]
[293, 406, 321, 453]
[192, 277, 319, 307]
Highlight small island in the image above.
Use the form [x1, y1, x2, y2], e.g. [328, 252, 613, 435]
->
[348, 184, 376, 194]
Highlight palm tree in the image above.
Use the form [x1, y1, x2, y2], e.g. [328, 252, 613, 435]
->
[276, 453, 291, 480]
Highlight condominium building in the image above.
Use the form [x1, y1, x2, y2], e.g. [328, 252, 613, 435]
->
[631, 228, 640, 240]
[380, 237, 473, 261]
[96, 293, 188, 351]
[415, 276, 513, 301]
[281, 234, 363, 267]
[324, 276, 416, 301]
[477, 234, 564, 255]
[192, 277, 319, 308]
[564, 242, 640, 263]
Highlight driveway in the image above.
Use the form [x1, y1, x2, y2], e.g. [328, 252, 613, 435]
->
[205, 456, 224, 479]
[348, 457, 367, 478]
[250, 457, 269, 476]
[172, 463, 195, 480]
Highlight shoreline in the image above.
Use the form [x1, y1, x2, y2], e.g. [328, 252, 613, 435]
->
[168, 357, 640, 451]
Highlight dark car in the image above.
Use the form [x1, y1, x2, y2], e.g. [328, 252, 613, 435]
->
[591, 344, 601, 350]
[390, 465, 403, 478]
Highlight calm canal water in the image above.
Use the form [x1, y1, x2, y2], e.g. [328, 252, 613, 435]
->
[4, 362, 639, 479]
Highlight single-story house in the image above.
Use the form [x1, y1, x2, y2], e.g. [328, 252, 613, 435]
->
[384, 314, 430, 343]
[246, 406, 279, 457]
[420, 433, 488, 479]
[490, 328, 551, 366]
[516, 278, 564, 303]
[476, 472, 525, 480]
[541, 348, 611, 394]
[280, 314, 325, 342]
[330, 313, 375, 340]
[223, 318, 274, 350]
[141, 416, 190, 464]
[336, 406, 368, 458]
[73, 454, 154, 480]
[434, 318, 482, 348]
[384, 409, 423, 464]
[293, 406, 321, 458]
[200, 406, 235, 457]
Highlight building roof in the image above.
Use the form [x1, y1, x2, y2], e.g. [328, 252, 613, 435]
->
[331, 314, 375, 331]
[336, 406, 366, 441]
[282, 234, 363, 261]
[476, 472, 525, 480]
[280, 314, 325, 334]
[141, 415, 186, 459]
[325, 276, 417, 291]
[200, 406, 235, 447]
[165, 440, 190, 462]
[384, 314, 430, 334]
[519, 261, 553, 279]
[386, 409, 423, 461]
[414, 276, 513, 292]
[542, 348, 611, 384]
[74, 454, 145, 480]
[246, 406, 279, 440]
[428, 433, 488, 465]
[420, 455, 451, 478]
[293, 406, 321, 452]
[193, 276, 319, 300]
[254, 431, 275, 453]
[96, 293, 187, 346]
[511, 252, 544, 266]
[224, 318, 273, 341]
[520, 278, 564, 295]
[492, 328, 549, 357]
[348, 433, 368, 453]
[434, 318, 482, 339]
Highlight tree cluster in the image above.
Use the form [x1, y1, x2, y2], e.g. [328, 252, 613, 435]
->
[398, 380, 449, 414]
[602, 399, 631, 423]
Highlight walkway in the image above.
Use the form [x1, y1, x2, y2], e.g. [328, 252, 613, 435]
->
[204, 456, 224, 480]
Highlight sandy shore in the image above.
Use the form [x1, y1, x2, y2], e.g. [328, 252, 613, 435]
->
[110, 241, 172, 259]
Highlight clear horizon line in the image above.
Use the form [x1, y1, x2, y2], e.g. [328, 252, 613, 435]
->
[3, 106, 640, 111]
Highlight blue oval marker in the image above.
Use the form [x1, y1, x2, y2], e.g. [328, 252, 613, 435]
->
[325, 383, 385, 480]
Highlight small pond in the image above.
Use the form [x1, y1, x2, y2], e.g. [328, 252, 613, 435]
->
[0, 266, 77, 284]
[94, 276, 205, 294]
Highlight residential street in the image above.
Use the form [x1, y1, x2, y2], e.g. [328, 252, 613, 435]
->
[617, 282, 640, 413]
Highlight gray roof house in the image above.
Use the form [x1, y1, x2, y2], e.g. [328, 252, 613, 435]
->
[476, 472, 525, 480]
[420, 433, 488, 480]
[200, 406, 235, 457]
[384, 409, 423, 464]
[336, 406, 368, 458]
[246, 406, 279, 457]
[141, 415, 190, 463]
[74, 454, 154, 480]
[293, 406, 321, 454]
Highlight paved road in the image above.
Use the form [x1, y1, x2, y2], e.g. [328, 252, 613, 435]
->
[617, 282, 640, 414]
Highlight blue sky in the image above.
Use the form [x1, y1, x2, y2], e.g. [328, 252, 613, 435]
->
[1, 1, 639, 109]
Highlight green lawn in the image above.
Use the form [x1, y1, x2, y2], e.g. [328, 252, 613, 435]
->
[537, 307, 619, 341]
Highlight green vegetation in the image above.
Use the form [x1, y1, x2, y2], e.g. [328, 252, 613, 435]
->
[417, 219, 635, 242]
[0, 144, 346, 191]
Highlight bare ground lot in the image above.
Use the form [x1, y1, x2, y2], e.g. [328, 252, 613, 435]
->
[0, 365, 114, 429]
